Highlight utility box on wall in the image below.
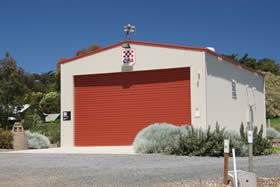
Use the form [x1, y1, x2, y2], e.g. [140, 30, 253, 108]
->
[63, 111, 71, 121]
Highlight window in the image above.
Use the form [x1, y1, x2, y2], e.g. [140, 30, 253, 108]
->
[232, 80, 237, 99]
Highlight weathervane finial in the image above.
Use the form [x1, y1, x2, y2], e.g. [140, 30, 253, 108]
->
[124, 24, 135, 40]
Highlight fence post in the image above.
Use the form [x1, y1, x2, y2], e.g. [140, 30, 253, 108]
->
[248, 129, 253, 172]
[224, 137, 229, 185]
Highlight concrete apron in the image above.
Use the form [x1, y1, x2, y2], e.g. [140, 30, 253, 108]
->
[1, 146, 135, 154]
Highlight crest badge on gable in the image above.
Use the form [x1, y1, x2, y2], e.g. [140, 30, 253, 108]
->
[122, 49, 135, 66]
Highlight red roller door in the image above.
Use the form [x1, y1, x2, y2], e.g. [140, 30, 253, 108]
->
[74, 67, 191, 146]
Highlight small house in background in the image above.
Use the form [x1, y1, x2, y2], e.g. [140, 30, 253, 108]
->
[8, 104, 31, 122]
[8, 104, 60, 124]
[15, 104, 31, 114]
[59, 40, 266, 147]
[44, 113, 60, 122]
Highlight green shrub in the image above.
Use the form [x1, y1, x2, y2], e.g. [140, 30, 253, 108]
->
[25, 130, 50, 149]
[133, 123, 184, 153]
[224, 130, 247, 156]
[239, 123, 272, 155]
[133, 122, 273, 157]
[21, 109, 44, 130]
[267, 128, 280, 138]
[30, 120, 60, 145]
[167, 126, 206, 156]
[167, 124, 226, 156]
[0, 128, 13, 149]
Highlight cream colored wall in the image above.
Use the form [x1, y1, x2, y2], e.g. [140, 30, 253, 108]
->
[205, 53, 266, 133]
[60, 44, 206, 147]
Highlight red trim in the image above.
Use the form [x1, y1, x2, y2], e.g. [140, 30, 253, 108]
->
[58, 40, 264, 77]
[129, 40, 207, 52]
[58, 41, 128, 65]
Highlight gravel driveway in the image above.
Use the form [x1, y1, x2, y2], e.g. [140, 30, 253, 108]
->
[0, 153, 279, 186]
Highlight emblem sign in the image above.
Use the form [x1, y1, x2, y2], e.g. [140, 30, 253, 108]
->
[248, 130, 253, 143]
[224, 139, 230, 153]
[122, 49, 135, 65]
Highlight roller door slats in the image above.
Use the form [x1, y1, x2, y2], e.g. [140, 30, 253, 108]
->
[74, 67, 191, 146]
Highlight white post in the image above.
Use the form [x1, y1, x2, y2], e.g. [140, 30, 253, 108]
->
[268, 119, 271, 129]
[232, 148, 238, 187]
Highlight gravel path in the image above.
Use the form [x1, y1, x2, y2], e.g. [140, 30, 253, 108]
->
[0, 153, 279, 186]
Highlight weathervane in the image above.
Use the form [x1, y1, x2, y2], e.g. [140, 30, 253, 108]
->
[124, 24, 135, 40]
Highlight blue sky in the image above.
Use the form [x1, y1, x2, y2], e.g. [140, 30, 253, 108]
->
[0, 0, 279, 73]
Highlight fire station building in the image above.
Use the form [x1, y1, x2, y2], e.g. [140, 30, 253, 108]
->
[59, 40, 265, 147]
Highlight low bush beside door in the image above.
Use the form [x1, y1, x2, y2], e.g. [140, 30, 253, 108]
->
[133, 122, 272, 156]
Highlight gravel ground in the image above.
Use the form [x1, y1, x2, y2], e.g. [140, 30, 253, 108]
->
[0, 153, 279, 186]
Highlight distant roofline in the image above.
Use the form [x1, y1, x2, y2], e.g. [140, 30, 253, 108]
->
[58, 40, 264, 77]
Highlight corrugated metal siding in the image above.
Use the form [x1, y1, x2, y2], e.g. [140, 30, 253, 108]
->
[74, 67, 191, 146]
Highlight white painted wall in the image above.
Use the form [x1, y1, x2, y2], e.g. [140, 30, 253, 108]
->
[60, 44, 206, 147]
[205, 53, 266, 133]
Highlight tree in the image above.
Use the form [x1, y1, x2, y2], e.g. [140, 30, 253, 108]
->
[223, 53, 239, 62]
[264, 72, 280, 118]
[88, 44, 100, 52]
[39, 91, 60, 114]
[18, 68, 36, 94]
[21, 109, 44, 130]
[76, 48, 88, 56]
[76, 44, 100, 56]
[0, 52, 25, 129]
[224, 53, 280, 75]
[55, 57, 66, 92]
[257, 58, 280, 74]
[32, 71, 57, 93]
[24, 92, 44, 110]
[239, 53, 257, 69]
